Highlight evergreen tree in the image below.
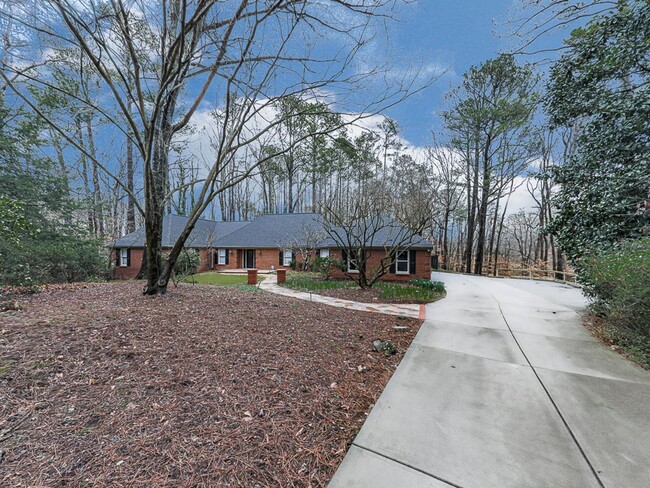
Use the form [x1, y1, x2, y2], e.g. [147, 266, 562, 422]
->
[546, 0, 650, 263]
[0, 101, 105, 285]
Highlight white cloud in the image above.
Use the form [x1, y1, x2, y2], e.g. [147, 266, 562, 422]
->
[178, 100, 539, 217]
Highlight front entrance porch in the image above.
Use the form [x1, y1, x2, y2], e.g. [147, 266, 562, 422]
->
[241, 249, 256, 269]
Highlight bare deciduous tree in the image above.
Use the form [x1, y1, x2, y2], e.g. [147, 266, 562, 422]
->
[279, 222, 326, 271]
[321, 188, 427, 288]
[2, 0, 432, 294]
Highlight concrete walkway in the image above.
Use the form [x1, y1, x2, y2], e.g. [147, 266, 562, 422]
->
[258, 273, 425, 319]
[330, 272, 650, 488]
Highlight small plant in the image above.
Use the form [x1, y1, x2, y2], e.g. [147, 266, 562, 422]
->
[376, 282, 441, 303]
[312, 256, 340, 279]
[283, 276, 355, 291]
[409, 279, 445, 293]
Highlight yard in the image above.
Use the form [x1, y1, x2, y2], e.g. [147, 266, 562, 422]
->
[0, 281, 421, 487]
[183, 271, 264, 286]
[281, 273, 445, 304]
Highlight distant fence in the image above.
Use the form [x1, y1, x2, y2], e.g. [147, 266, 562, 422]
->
[495, 268, 577, 285]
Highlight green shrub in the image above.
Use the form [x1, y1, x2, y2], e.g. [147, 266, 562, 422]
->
[164, 249, 200, 279]
[0, 233, 107, 286]
[312, 256, 341, 279]
[580, 238, 650, 338]
[409, 279, 445, 293]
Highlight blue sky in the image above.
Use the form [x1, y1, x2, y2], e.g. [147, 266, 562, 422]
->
[379, 0, 562, 147]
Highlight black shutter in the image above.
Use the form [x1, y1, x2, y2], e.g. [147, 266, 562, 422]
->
[225, 249, 229, 265]
[115, 250, 120, 267]
[279, 250, 283, 266]
[389, 251, 396, 274]
[342, 249, 348, 266]
[126, 249, 131, 267]
[292, 252, 296, 263]
[409, 250, 416, 275]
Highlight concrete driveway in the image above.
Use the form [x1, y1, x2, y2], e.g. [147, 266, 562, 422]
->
[329, 273, 650, 488]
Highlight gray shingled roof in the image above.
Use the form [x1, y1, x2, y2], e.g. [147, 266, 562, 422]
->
[212, 213, 433, 250]
[211, 213, 324, 248]
[112, 215, 248, 248]
[112, 213, 433, 250]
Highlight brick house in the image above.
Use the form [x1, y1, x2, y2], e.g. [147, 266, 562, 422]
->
[111, 213, 433, 281]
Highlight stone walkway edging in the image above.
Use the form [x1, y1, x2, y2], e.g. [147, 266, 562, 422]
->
[258, 274, 425, 319]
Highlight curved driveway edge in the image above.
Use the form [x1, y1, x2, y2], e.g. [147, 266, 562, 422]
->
[329, 272, 650, 488]
[258, 273, 425, 319]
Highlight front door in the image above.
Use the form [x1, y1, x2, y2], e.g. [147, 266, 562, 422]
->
[243, 249, 256, 269]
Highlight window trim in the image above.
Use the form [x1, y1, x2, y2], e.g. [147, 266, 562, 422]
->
[119, 248, 128, 267]
[217, 248, 227, 265]
[319, 248, 330, 259]
[395, 250, 410, 275]
[347, 250, 359, 274]
[283, 250, 293, 267]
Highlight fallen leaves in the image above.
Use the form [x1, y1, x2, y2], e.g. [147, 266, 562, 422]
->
[0, 280, 421, 487]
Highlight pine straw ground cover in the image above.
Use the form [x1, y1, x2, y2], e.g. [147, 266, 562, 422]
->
[0, 281, 422, 487]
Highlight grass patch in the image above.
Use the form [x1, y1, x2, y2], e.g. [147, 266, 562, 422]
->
[183, 272, 264, 286]
[0, 363, 13, 376]
[284, 276, 356, 291]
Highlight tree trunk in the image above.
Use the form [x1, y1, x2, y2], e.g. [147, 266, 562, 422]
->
[464, 145, 479, 273]
[86, 116, 104, 237]
[442, 209, 450, 270]
[75, 116, 95, 234]
[143, 117, 174, 294]
[473, 135, 492, 275]
[126, 131, 136, 233]
[486, 199, 500, 271]
[473, 183, 489, 274]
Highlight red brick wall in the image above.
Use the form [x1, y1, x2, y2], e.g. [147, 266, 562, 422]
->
[209, 248, 281, 271]
[197, 249, 212, 273]
[328, 249, 430, 281]
[112, 248, 144, 280]
[112, 247, 431, 281]
[112, 247, 212, 279]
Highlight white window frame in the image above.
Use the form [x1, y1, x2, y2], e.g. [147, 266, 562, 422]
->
[319, 248, 330, 259]
[217, 248, 227, 265]
[119, 248, 128, 267]
[395, 250, 410, 275]
[283, 250, 293, 267]
[347, 250, 359, 274]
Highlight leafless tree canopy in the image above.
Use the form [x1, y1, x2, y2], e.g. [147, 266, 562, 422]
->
[0, 0, 433, 294]
[321, 187, 427, 288]
[504, 0, 619, 57]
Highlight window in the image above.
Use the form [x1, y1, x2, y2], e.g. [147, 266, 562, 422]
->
[396, 250, 409, 274]
[283, 250, 293, 267]
[119, 248, 128, 267]
[217, 248, 227, 265]
[319, 249, 330, 259]
[347, 250, 359, 273]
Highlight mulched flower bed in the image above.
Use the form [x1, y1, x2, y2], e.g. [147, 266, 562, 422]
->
[0, 281, 421, 487]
